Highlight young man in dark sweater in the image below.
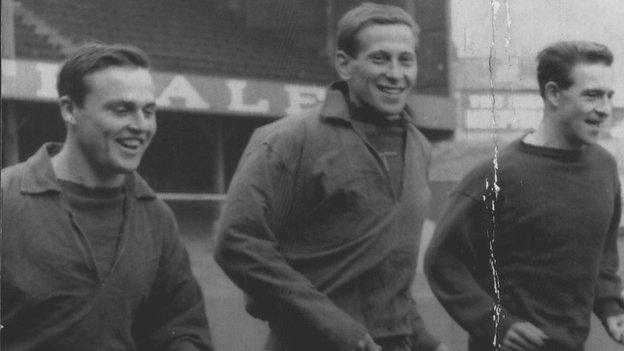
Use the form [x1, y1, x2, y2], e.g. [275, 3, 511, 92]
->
[425, 41, 624, 351]
[1, 43, 212, 350]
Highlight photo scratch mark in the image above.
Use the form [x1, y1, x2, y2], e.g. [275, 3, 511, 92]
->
[489, 0, 503, 349]
[504, 0, 517, 127]
[504, 0, 512, 59]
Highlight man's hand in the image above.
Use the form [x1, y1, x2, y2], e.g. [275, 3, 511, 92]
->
[434, 343, 450, 351]
[501, 321, 548, 351]
[605, 314, 624, 344]
[355, 333, 381, 351]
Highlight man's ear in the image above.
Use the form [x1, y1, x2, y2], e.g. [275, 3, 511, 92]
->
[59, 96, 78, 125]
[544, 81, 561, 107]
[334, 50, 354, 80]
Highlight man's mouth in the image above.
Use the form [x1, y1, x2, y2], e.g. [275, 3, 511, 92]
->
[585, 119, 602, 128]
[378, 85, 405, 95]
[116, 138, 145, 151]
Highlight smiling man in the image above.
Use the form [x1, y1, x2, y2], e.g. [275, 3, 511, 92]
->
[215, 3, 447, 351]
[1, 43, 212, 350]
[425, 41, 624, 351]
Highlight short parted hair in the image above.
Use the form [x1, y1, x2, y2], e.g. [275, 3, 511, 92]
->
[336, 2, 420, 57]
[536, 41, 613, 98]
[57, 42, 150, 106]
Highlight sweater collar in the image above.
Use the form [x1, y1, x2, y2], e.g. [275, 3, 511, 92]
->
[20, 142, 156, 199]
[319, 81, 419, 127]
[518, 136, 585, 162]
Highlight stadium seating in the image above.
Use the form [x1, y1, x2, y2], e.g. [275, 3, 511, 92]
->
[14, 0, 337, 84]
[14, 13, 65, 61]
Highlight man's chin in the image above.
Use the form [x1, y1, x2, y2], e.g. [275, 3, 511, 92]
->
[583, 133, 601, 145]
[113, 162, 140, 175]
[574, 136, 598, 148]
[585, 139, 599, 146]
[380, 107, 405, 118]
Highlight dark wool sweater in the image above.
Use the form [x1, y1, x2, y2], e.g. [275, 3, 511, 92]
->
[425, 139, 624, 351]
[351, 119, 405, 197]
[59, 180, 124, 277]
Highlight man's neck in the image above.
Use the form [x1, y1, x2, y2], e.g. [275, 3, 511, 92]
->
[523, 121, 582, 151]
[347, 100, 401, 126]
[51, 144, 125, 188]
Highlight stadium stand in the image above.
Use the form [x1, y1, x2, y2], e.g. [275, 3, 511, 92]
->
[15, 0, 338, 83]
[13, 12, 65, 61]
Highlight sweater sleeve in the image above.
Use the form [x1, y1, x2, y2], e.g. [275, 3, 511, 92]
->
[214, 131, 368, 351]
[135, 206, 213, 351]
[424, 189, 522, 344]
[593, 189, 624, 321]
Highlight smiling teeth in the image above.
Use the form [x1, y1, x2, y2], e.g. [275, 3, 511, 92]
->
[118, 139, 142, 148]
[379, 86, 403, 94]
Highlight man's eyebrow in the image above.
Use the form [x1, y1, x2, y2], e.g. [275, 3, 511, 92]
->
[104, 100, 135, 107]
[104, 100, 156, 108]
[367, 50, 388, 55]
[582, 88, 609, 94]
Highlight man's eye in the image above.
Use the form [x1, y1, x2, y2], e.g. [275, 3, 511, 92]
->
[370, 55, 386, 63]
[585, 91, 604, 99]
[400, 57, 415, 65]
[143, 108, 156, 117]
[113, 107, 129, 115]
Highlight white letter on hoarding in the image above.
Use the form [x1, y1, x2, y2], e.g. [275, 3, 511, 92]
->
[35, 62, 60, 99]
[468, 94, 485, 109]
[156, 75, 209, 109]
[465, 110, 492, 130]
[226, 79, 269, 113]
[1, 59, 17, 98]
[1, 59, 17, 77]
[284, 85, 325, 115]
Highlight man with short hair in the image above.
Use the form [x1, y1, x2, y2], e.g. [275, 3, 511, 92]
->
[425, 40, 624, 351]
[215, 3, 448, 351]
[1, 43, 213, 350]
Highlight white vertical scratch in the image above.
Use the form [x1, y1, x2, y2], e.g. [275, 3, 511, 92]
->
[504, 1, 517, 137]
[489, 0, 503, 349]
[504, 0, 512, 59]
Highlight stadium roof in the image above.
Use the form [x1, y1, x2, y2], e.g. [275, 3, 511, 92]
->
[11, 0, 338, 84]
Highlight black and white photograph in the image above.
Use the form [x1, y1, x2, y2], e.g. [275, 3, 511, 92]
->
[2, 1, 623, 350]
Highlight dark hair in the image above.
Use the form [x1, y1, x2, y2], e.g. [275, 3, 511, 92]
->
[57, 42, 150, 106]
[536, 41, 613, 98]
[336, 2, 420, 57]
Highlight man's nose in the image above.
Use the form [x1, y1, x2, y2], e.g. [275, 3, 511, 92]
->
[595, 96, 612, 118]
[129, 110, 153, 131]
[385, 60, 402, 80]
